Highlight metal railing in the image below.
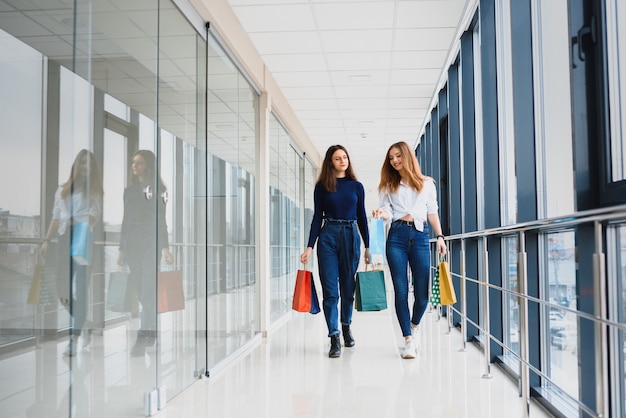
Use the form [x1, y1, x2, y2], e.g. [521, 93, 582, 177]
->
[434, 203, 626, 418]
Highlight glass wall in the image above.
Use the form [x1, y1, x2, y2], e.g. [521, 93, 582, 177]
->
[495, 0, 519, 368]
[206, 34, 259, 368]
[606, 0, 626, 182]
[269, 114, 302, 322]
[611, 224, 626, 416]
[532, 0, 575, 218]
[544, 231, 578, 400]
[0, 0, 207, 416]
[531, 0, 578, 407]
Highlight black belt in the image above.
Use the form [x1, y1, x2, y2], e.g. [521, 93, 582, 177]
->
[325, 218, 356, 225]
[393, 219, 421, 227]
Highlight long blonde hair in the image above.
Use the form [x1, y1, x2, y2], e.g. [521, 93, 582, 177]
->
[61, 149, 104, 199]
[377, 141, 428, 193]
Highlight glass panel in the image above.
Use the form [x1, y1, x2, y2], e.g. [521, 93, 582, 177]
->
[236, 72, 258, 340]
[155, 0, 207, 398]
[0, 28, 57, 418]
[269, 115, 301, 322]
[617, 225, 626, 415]
[206, 34, 259, 368]
[545, 231, 578, 400]
[606, 0, 626, 182]
[502, 235, 520, 367]
[495, 0, 517, 226]
[533, 0, 575, 217]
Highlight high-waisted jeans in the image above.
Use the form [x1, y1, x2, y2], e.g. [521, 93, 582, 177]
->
[386, 221, 431, 337]
[317, 219, 361, 337]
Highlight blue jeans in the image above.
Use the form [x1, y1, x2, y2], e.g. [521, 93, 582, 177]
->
[386, 221, 431, 337]
[317, 219, 361, 337]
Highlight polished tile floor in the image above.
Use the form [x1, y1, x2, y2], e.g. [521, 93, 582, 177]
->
[160, 305, 553, 418]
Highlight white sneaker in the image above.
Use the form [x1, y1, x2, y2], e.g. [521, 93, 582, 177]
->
[402, 338, 416, 359]
[63, 336, 79, 357]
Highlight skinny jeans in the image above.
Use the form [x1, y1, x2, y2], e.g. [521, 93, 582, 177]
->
[317, 219, 360, 337]
[57, 232, 91, 337]
[386, 221, 430, 337]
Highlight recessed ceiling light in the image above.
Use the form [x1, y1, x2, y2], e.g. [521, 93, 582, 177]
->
[349, 74, 371, 82]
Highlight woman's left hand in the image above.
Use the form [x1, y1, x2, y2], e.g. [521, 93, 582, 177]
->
[436, 238, 447, 255]
[162, 248, 175, 264]
[364, 248, 371, 265]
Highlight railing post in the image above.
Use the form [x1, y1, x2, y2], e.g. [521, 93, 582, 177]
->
[482, 236, 492, 378]
[446, 246, 452, 333]
[460, 239, 467, 352]
[518, 231, 529, 418]
[593, 221, 608, 417]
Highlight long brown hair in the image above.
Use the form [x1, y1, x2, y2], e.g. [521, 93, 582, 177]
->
[377, 141, 428, 194]
[61, 149, 104, 199]
[130, 149, 167, 192]
[318, 144, 357, 193]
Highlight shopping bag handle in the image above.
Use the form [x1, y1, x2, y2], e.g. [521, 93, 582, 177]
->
[364, 263, 382, 272]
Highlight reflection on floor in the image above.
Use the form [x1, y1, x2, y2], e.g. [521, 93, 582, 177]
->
[160, 306, 553, 418]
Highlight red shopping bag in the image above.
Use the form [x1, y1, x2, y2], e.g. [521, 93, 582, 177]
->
[158, 270, 185, 313]
[292, 269, 321, 314]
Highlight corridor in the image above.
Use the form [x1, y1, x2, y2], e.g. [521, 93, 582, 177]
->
[161, 299, 551, 418]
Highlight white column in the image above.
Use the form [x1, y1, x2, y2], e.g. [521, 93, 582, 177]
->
[257, 91, 271, 337]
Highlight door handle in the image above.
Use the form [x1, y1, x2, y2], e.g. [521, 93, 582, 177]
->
[144, 185, 153, 200]
[576, 15, 597, 62]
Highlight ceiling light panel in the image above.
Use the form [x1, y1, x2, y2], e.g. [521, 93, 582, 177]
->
[391, 50, 449, 70]
[295, 109, 346, 120]
[330, 70, 389, 85]
[334, 85, 388, 98]
[396, 1, 467, 29]
[288, 99, 338, 111]
[262, 53, 327, 72]
[391, 68, 441, 84]
[249, 31, 322, 54]
[230, 4, 315, 32]
[326, 51, 392, 71]
[271, 71, 332, 87]
[388, 84, 435, 98]
[280, 86, 336, 99]
[394, 28, 457, 51]
[312, 3, 394, 31]
[337, 97, 388, 110]
[387, 97, 432, 109]
[320, 29, 392, 53]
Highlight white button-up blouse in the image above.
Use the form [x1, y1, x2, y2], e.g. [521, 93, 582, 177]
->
[377, 178, 439, 232]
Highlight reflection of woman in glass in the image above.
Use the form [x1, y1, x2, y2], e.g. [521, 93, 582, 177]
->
[41, 149, 103, 357]
[117, 150, 174, 356]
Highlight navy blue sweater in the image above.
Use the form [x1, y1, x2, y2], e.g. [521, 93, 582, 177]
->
[306, 177, 370, 249]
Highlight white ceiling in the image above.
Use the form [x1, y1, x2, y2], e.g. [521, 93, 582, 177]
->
[227, 0, 473, 200]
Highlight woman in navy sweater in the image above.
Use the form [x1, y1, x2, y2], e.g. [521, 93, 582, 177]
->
[301, 145, 370, 358]
[118, 150, 174, 356]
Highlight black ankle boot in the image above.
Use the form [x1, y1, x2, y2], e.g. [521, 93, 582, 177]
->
[329, 334, 341, 358]
[342, 324, 355, 347]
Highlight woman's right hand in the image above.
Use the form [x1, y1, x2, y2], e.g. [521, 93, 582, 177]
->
[372, 208, 386, 220]
[300, 247, 312, 265]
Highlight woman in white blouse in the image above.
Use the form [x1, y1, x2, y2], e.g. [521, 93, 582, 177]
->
[41, 149, 103, 356]
[372, 141, 446, 359]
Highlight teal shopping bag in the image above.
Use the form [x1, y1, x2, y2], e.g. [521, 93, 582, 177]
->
[355, 266, 387, 311]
